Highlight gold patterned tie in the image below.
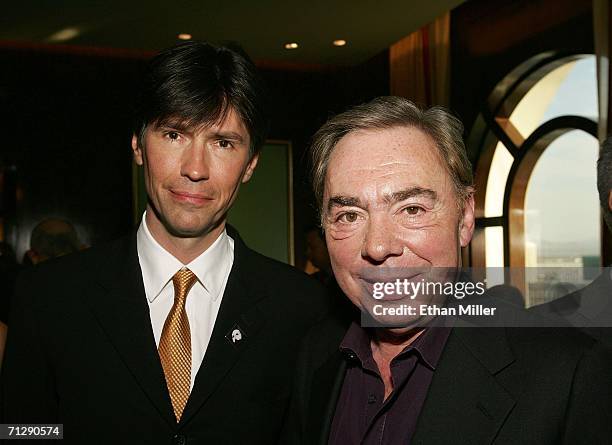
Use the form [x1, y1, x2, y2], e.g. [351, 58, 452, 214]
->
[158, 268, 197, 422]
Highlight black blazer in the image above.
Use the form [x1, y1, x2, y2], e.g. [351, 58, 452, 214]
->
[529, 271, 612, 349]
[283, 317, 612, 444]
[1, 226, 328, 444]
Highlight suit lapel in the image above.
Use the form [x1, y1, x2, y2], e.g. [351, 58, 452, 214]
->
[303, 320, 350, 445]
[84, 233, 176, 427]
[305, 351, 346, 445]
[412, 327, 516, 445]
[179, 228, 268, 426]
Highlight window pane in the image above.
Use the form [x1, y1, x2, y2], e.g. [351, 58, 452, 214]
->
[510, 56, 598, 140]
[485, 142, 514, 217]
[485, 226, 504, 286]
[524, 130, 601, 305]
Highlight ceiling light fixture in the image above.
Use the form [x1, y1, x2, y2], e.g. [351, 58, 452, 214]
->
[47, 27, 81, 42]
[333, 39, 347, 47]
[178, 33, 192, 40]
[284, 42, 299, 49]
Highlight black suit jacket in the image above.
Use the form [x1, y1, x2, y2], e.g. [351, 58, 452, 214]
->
[1, 226, 328, 444]
[529, 271, 612, 349]
[283, 317, 612, 444]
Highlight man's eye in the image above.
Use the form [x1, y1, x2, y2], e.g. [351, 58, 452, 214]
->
[218, 139, 233, 148]
[404, 206, 423, 216]
[337, 212, 358, 223]
[165, 131, 180, 141]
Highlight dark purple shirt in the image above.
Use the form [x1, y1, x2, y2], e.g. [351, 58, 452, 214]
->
[328, 322, 451, 445]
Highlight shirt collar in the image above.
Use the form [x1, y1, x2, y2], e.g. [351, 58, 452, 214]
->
[339, 321, 451, 371]
[137, 211, 233, 303]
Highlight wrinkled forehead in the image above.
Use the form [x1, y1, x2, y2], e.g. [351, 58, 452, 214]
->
[324, 126, 451, 201]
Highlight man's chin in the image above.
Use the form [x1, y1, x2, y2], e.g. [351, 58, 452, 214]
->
[158, 209, 226, 238]
[358, 298, 433, 329]
[161, 218, 222, 240]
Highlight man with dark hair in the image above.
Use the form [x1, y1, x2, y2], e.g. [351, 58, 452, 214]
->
[530, 136, 612, 347]
[283, 97, 612, 444]
[2, 41, 326, 444]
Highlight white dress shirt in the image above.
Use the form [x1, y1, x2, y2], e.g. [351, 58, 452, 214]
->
[136, 212, 234, 390]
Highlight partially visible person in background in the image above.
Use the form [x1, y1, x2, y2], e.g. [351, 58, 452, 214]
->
[23, 217, 84, 265]
[0, 242, 19, 321]
[0, 219, 83, 366]
[0, 241, 19, 366]
[304, 226, 333, 285]
[601, 136, 612, 243]
[530, 136, 612, 347]
[305, 225, 356, 326]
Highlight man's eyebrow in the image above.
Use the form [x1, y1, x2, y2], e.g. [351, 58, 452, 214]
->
[211, 131, 245, 143]
[384, 187, 437, 204]
[155, 118, 191, 132]
[327, 195, 362, 211]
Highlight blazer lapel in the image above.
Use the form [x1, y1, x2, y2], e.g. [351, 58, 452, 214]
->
[306, 351, 347, 445]
[84, 233, 176, 427]
[412, 328, 516, 445]
[179, 228, 268, 426]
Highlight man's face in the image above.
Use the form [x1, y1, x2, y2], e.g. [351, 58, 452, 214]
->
[322, 125, 474, 326]
[132, 108, 258, 241]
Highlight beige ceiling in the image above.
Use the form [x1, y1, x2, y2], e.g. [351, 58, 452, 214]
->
[0, 0, 464, 65]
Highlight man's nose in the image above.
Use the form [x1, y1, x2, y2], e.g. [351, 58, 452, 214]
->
[361, 217, 404, 263]
[180, 142, 210, 181]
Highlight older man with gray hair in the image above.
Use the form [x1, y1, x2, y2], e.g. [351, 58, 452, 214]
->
[283, 96, 612, 444]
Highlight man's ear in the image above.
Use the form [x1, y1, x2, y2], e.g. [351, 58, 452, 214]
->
[608, 190, 612, 212]
[459, 193, 476, 247]
[132, 134, 144, 166]
[241, 152, 260, 183]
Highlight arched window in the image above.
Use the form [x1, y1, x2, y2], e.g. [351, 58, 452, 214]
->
[468, 54, 600, 306]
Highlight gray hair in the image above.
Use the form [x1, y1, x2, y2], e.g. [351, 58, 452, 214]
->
[310, 96, 474, 221]
[599, 137, 612, 231]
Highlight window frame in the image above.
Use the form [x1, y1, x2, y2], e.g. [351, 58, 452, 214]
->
[468, 53, 600, 281]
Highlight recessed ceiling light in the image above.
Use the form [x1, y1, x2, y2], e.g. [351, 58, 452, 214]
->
[178, 33, 192, 40]
[333, 39, 347, 47]
[47, 27, 80, 42]
[284, 42, 299, 50]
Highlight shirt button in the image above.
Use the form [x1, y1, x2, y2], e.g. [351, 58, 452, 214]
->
[173, 434, 186, 445]
[367, 394, 377, 404]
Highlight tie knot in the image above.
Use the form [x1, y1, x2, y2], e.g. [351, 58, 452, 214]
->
[172, 268, 198, 302]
